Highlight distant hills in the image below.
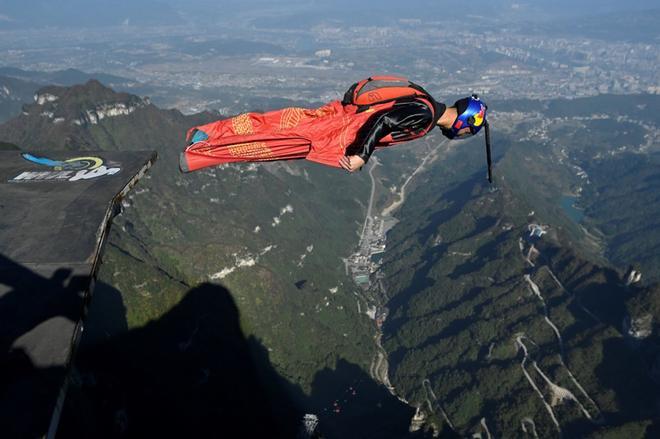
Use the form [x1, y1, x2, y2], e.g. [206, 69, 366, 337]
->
[0, 67, 138, 89]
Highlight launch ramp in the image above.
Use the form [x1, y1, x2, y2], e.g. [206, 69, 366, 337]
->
[0, 149, 156, 438]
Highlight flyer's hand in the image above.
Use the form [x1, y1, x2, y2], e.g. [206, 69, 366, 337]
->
[339, 155, 365, 173]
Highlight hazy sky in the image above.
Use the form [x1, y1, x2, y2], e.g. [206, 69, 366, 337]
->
[1, 0, 659, 30]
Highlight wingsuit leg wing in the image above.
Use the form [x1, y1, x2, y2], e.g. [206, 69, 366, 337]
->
[179, 109, 312, 172]
[180, 101, 384, 173]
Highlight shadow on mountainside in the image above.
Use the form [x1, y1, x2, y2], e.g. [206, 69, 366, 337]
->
[60, 281, 428, 439]
[58, 282, 302, 438]
[2, 255, 425, 438]
[590, 336, 660, 435]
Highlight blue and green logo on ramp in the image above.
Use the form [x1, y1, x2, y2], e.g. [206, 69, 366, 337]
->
[10, 153, 121, 182]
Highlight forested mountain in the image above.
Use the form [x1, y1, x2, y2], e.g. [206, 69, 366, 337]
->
[376, 93, 660, 437]
[1, 82, 658, 437]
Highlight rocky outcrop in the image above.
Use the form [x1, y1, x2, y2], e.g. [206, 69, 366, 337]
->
[72, 101, 147, 126]
[34, 92, 59, 105]
[623, 313, 653, 340]
[625, 269, 642, 286]
[26, 80, 149, 125]
[409, 407, 427, 433]
[1, 85, 12, 98]
[624, 284, 660, 341]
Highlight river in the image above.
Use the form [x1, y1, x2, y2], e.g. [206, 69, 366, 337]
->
[560, 194, 585, 223]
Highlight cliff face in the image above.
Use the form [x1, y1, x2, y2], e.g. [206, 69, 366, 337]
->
[28, 81, 149, 126]
[623, 313, 653, 340]
[625, 285, 660, 341]
[34, 92, 58, 105]
[71, 101, 148, 126]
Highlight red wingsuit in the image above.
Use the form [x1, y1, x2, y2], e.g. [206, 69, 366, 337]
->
[179, 97, 434, 173]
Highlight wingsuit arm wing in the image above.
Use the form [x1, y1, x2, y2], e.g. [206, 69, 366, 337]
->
[356, 101, 433, 164]
[356, 112, 396, 165]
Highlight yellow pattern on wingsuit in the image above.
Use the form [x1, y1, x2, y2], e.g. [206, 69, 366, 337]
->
[227, 142, 273, 159]
[302, 103, 335, 119]
[280, 107, 305, 130]
[232, 113, 254, 135]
